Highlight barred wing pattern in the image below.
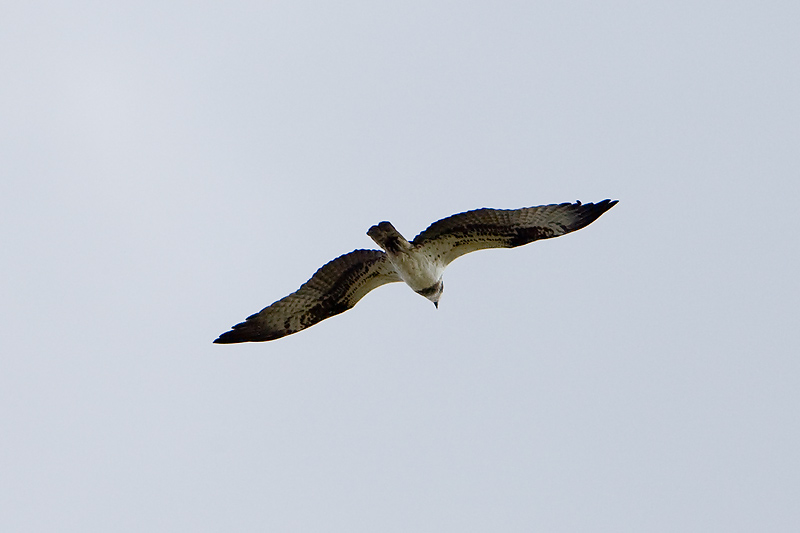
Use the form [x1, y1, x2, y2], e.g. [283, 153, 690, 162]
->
[214, 249, 402, 343]
[412, 200, 618, 266]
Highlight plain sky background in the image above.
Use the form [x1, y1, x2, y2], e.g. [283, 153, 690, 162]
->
[2, 1, 799, 531]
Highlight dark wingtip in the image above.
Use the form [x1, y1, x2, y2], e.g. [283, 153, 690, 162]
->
[213, 320, 278, 344]
[603, 199, 619, 208]
[213, 331, 246, 344]
[583, 198, 618, 216]
[560, 199, 618, 234]
[587, 198, 618, 209]
[600, 199, 619, 215]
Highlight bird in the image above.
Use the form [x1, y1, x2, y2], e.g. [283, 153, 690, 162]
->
[214, 199, 617, 343]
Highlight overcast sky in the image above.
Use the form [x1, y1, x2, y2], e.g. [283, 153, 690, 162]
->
[2, 1, 799, 531]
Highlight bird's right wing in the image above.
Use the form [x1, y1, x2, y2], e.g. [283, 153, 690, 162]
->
[214, 249, 401, 343]
[412, 200, 618, 266]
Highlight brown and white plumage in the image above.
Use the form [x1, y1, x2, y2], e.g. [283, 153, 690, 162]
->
[412, 200, 618, 266]
[214, 199, 617, 343]
[214, 250, 401, 343]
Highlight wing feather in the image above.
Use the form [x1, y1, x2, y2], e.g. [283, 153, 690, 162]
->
[412, 200, 618, 265]
[214, 249, 401, 343]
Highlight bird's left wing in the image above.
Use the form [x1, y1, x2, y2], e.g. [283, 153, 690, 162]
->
[214, 249, 401, 343]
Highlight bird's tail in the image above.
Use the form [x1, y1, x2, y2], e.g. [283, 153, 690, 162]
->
[367, 222, 411, 254]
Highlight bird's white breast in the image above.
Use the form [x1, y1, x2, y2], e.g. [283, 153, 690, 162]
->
[387, 249, 444, 292]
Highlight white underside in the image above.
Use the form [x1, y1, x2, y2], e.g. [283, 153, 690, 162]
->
[387, 249, 444, 291]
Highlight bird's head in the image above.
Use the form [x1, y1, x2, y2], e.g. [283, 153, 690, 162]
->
[417, 280, 444, 309]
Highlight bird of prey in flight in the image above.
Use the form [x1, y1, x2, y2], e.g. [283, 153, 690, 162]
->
[214, 199, 617, 343]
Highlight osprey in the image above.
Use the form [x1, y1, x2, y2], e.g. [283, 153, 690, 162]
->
[215, 199, 617, 343]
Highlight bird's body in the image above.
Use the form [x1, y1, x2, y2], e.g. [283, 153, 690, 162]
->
[367, 221, 444, 296]
[214, 199, 617, 343]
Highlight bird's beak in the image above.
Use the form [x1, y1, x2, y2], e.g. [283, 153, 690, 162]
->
[433, 301, 439, 309]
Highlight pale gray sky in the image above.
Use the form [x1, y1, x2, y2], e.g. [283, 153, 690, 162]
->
[2, 1, 799, 531]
